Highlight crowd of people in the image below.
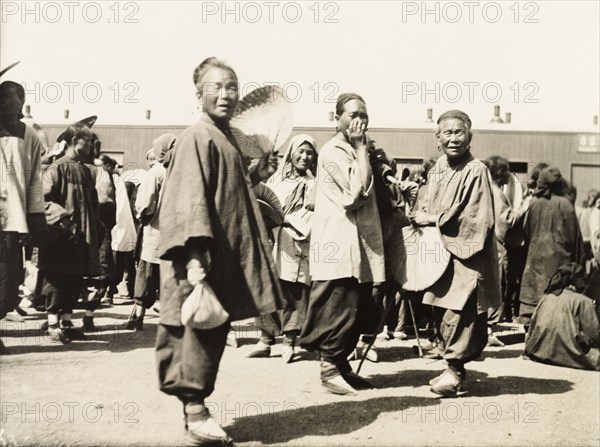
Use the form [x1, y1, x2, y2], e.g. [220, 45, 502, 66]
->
[1, 57, 599, 446]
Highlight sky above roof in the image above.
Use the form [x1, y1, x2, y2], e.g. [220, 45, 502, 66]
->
[2, 1, 599, 130]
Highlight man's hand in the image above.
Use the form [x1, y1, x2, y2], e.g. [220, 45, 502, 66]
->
[400, 180, 419, 203]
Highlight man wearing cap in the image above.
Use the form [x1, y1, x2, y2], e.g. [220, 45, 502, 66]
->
[0, 72, 47, 348]
[411, 110, 501, 396]
[38, 122, 101, 343]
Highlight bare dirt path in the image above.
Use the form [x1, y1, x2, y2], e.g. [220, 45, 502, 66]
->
[1, 303, 598, 446]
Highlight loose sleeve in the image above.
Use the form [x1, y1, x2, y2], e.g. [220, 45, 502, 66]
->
[135, 167, 159, 221]
[437, 166, 494, 260]
[42, 164, 61, 204]
[25, 130, 47, 232]
[576, 297, 600, 348]
[493, 186, 523, 244]
[158, 128, 215, 261]
[320, 144, 373, 211]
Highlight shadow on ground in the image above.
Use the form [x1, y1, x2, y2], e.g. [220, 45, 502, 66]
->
[228, 396, 439, 444]
[0, 318, 158, 355]
[368, 369, 574, 397]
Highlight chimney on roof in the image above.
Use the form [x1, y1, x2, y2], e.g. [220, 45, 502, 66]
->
[24, 104, 32, 119]
[490, 105, 504, 124]
[145, 109, 151, 120]
[505, 112, 511, 124]
[64, 109, 69, 120]
[425, 108, 434, 123]
[328, 111, 334, 122]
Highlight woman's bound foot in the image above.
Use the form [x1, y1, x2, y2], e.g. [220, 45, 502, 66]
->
[184, 405, 233, 446]
[246, 341, 271, 358]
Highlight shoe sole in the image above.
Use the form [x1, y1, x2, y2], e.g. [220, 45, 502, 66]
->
[246, 350, 270, 358]
[185, 430, 233, 447]
[430, 385, 459, 398]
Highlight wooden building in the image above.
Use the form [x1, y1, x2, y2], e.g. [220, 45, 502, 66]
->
[40, 123, 600, 204]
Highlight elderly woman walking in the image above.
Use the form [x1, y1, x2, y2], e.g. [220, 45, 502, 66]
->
[155, 57, 283, 445]
[300, 93, 385, 395]
[411, 110, 501, 397]
[247, 134, 317, 363]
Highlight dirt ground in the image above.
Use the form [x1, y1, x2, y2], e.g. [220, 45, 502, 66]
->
[1, 301, 598, 447]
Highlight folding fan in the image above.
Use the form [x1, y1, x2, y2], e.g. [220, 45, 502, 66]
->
[230, 85, 293, 158]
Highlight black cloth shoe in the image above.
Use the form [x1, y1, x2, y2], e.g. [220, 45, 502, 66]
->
[342, 372, 375, 389]
[61, 321, 86, 340]
[82, 316, 95, 332]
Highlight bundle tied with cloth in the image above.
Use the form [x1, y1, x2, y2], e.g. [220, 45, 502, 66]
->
[181, 280, 230, 330]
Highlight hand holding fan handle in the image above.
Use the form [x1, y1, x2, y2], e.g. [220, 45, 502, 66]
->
[250, 150, 279, 185]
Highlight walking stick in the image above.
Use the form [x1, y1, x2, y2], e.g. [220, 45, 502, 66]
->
[407, 298, 423, 357]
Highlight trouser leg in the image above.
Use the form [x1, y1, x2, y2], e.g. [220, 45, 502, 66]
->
[156, 322, 230, 403]
[42, 271, 82, 317]
[0, 232, 23, 320]
[438, 291, 488, 369]
[300, 278, 372, 380]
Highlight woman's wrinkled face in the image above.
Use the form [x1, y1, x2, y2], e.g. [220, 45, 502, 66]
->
[198, 67, 239, 124]
[437, 118, 471, 160]
[291, 142, 316, 173]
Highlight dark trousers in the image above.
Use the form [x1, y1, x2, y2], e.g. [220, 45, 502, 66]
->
[505, 245, 526, 321]
[300, 278, 373, 380]
[134, 260, 160, 308]
[41, 270, 83, 316]
[256, 280, 309, 344]
[0, 232, 23, 320]
[112, 250, 135, 298]
[96, 225, 115, 293]
[156, 322, 230, 403]
[435, 291, 488, 369]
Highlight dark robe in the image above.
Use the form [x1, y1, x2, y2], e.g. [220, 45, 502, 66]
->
[38, 154, 101, 276]
[524, 289, 600, 371]
[157, 115, 283, 326]
[520, 195, 585, 318]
